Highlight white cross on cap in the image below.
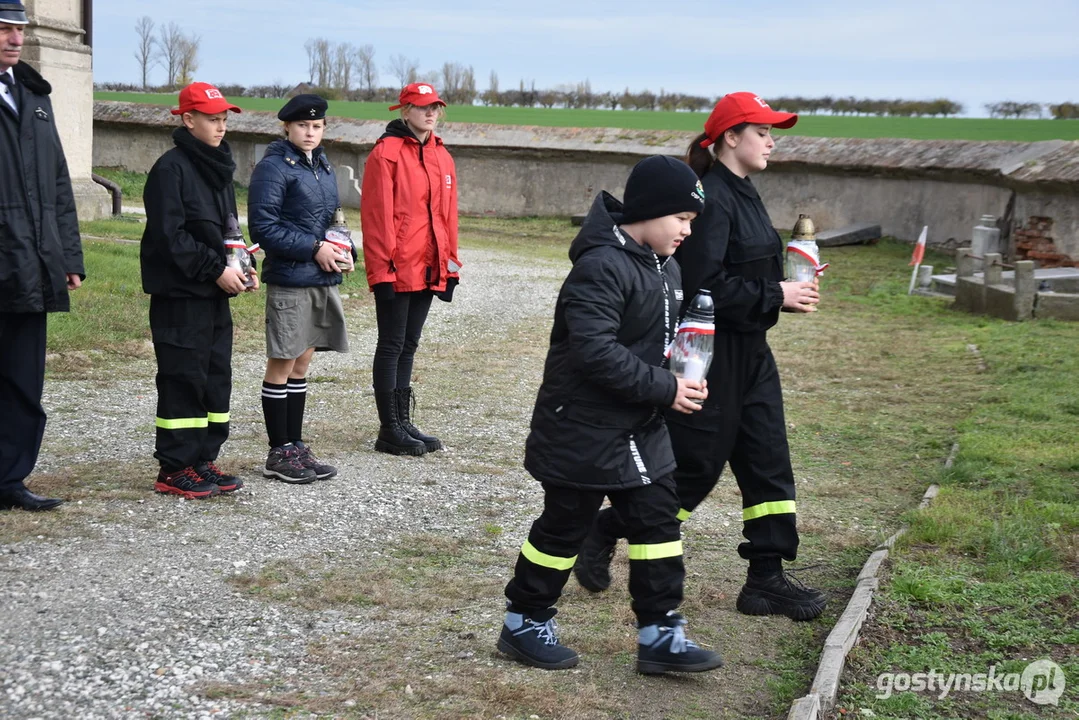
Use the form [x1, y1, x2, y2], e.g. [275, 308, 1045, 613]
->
[310, 108, 316, 116]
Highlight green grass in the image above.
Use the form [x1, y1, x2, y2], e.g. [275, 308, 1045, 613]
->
[833, 309, 1079, 717]
[96, 92, 1079, 142]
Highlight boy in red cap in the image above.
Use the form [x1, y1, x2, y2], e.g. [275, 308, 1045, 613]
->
[140, 82, 259, 499]
[575, 92, 827, 621]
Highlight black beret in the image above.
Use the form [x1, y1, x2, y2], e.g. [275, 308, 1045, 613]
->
[278, 94, 328, 122]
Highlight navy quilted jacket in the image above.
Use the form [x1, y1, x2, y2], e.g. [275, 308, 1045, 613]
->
[248, 139, 341, 287]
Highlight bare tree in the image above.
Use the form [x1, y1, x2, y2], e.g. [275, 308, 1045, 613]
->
[351, 44, 377, 98]
[157, 22, 184, 88]
[315, 38, 332, 88]
[387, 54, 419, 88]
[176, 32, 200, 87]
[482, 70, 499, 106]
[304, 39, 318, 84]
[133, 16, 156, 89]
[332, 42, 352, 93]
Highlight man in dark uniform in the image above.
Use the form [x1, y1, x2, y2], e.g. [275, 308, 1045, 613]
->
[0, 1, 83, 512]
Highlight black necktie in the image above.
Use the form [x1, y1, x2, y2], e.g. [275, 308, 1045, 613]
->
[0, 73, 15, 113]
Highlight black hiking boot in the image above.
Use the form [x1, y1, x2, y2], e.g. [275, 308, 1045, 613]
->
[263, 443, 318, 484]
[636, 612, 724, 675]
[497, 607, 579, 670]
[396, 387, 442, 452]
[374, 390, 427, 456]
[294, 441, 337, 480]
[736, 567, 827, 621]
[573, 508, 617, 592]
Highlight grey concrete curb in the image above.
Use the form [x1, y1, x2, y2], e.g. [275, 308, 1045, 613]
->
[785, 443, 957, 720]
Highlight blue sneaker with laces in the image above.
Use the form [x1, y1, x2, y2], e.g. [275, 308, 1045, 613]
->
[636, 612, 724, 675]
[497, 607, 579, 670]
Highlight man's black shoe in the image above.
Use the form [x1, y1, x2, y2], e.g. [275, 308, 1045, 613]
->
[637, 612, 724, 675]
[736, 569, 827, 621]
[497, 608, 579, 670]
[0, 486, 64, 512]
[573, 509, 617, 593]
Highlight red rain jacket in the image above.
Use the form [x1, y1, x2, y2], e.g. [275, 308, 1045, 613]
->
[360, 120, 460, 293]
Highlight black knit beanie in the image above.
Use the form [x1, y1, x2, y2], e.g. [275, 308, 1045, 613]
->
[621, 155, 706, 224]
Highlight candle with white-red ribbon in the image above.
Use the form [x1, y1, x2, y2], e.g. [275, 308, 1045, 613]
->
[667, 289, 715, 404]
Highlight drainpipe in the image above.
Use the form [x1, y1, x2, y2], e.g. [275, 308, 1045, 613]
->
[91, 173, 122, 216]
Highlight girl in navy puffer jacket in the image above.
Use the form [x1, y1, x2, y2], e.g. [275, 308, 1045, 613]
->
[249, 94, 352, 484]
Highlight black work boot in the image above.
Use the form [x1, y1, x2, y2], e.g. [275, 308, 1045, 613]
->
[396, 387, 442, 452]
[637, 612, 724, 675]
[737, 561, 827, 621]
[497, 607, 579, 670]
[374, 390, 427, 456]
[573, 507, 617, 592]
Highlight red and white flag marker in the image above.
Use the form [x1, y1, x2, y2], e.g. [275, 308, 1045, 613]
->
[908, 225, 928, 295]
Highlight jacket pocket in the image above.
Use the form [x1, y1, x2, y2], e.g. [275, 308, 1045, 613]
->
[726, 231, 780, 265]
[563, 402, 641, 430]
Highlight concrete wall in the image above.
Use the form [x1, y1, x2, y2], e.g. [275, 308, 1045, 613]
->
[24, 0, 110, 219]
[92, 101, 1079, 258]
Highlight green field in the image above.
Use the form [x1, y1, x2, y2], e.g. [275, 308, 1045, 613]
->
[95, 91, 1079, 142]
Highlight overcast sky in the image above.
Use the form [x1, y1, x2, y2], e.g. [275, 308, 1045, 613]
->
[93, 0, 1079, 117]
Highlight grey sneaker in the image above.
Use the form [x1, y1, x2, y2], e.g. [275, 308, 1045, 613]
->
[263, 443, 317, 484]
[294, 441, 337, 480]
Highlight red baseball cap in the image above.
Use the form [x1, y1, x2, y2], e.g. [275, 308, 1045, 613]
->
[389, 82, 446, 111]
[171, 82, 241, 116]
[700, 92, 797, 147]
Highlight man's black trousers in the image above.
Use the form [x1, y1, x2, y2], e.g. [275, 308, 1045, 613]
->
[505, 475, 684, 626]
[0, 312, 47, 492]
[150, 296, 232, 471]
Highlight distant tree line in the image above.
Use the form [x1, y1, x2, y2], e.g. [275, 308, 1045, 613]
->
[986, 101, 1079, 120]
[117, 20, 1079, 120]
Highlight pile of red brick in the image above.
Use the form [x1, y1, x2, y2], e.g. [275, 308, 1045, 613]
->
[1014, 216, 1077, 267]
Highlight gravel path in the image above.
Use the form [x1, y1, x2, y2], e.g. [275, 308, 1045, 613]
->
[0, 245, 573, 719]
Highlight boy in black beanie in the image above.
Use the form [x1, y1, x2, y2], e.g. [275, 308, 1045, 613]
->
[497, 155, 723, 675]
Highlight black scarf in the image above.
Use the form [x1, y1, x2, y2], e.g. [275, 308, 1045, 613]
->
[172, 126, 236, 190]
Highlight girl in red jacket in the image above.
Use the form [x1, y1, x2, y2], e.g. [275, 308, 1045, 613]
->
[360, 82, 460, 456]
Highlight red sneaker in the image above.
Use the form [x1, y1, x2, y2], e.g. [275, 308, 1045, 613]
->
[154, 467, 221, 499]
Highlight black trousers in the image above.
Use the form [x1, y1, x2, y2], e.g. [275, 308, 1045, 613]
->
[150, 296, 232, 471]
[0, 312, 47, 492]
[372, 290, 433, 392]
[666, 331, 799, 561]
[505, 475, 684, 626]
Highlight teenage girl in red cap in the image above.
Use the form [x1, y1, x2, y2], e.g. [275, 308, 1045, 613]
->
[360, 83, 461, 456]
[575, 92, 827, 621]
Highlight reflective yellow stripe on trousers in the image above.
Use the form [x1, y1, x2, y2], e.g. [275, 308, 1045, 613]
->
[521, 540, 577, 571]
[627, 540, 683, 561]
[743, 500, 797, 522]
[207, 412, 230, 423]
[155, 417, 208, 430]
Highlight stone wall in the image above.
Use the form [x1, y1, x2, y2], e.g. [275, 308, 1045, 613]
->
[24, 0, 110, 219]
[92, 101, 1079, 259]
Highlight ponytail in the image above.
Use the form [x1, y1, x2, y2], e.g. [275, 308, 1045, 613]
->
[685, 133, 714, 178]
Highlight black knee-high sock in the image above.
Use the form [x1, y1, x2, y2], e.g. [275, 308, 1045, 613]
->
[287, 377, 307, 445]
[262, 381, 288, 449]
